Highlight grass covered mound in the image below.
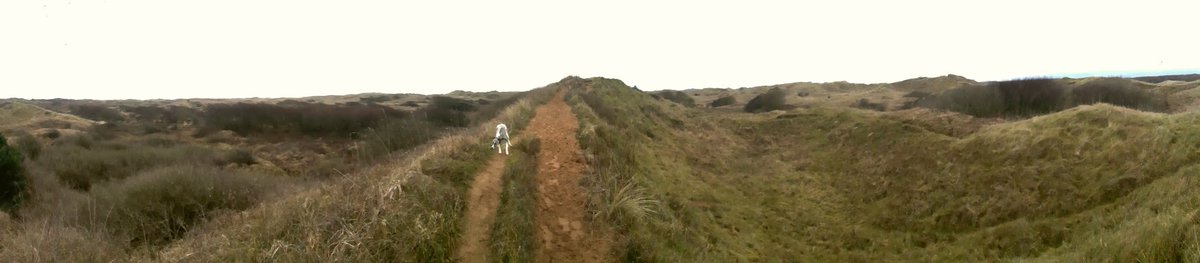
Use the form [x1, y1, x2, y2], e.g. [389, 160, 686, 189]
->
[567, 77, 1200, 262]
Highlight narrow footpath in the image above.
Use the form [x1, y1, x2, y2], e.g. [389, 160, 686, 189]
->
[456, 155, 507, 263]
[527, 88, 608, 262]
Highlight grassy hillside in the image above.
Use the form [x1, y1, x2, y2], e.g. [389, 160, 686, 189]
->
[567, 77, 1200, 262]
[147, 87, 554, 262]
[0, 87, 549, 262]
[0, 101, 94, 135]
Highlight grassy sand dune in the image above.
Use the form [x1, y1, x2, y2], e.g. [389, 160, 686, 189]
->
[568, 77, 1200, 262]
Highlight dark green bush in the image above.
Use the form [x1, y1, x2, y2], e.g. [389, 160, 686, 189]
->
[1072, 78, 1164, 111]
[1131, 74, 1200, 83]
[221, 149, 257, 166]
[120, 105, 199, 125]
[420, 96, 476, 127]
[44, 129, 61, 139]
[357, 118, 441, 162]
[38, 144, 220, 190]
[12, 132, 41, 160]
[200, 101, 406, 137]
[82, 164, 279, 246]
[919, 79, 1068, 117]
[0, 133, 28, 212]
[69, 104, 124, 123]
[471, 92, 524, 124]
[996, 78, 1066, 116]
[710, 96, 736, 107]
[744, 88, 788, 113]
[853, 98, 887, 111]
[919, 85, 1005, 117]
[655, 91, 695, 107]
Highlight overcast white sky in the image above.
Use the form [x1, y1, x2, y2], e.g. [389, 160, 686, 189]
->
[2, 0, 1198, 100]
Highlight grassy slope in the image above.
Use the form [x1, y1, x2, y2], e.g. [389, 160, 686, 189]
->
[568, 77, 1200, 262]
[151, 87, 555, 262]
[0, 101, 94, 133]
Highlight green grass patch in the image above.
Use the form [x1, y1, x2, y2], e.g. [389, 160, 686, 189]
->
[489, 138, 539, 262]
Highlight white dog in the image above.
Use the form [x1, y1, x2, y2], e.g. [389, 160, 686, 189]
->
[490, 123, 510, 155]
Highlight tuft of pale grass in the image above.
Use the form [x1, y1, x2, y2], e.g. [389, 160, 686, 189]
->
[0, 220, 127, 263]
[596, 182, 658, 228]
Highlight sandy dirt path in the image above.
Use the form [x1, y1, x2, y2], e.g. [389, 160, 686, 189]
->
[456, 154, 507, 263]
[528, 88, 608, 262]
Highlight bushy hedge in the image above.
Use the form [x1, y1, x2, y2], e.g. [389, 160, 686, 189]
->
[744, 88, 788, 113]
[418, 96, 476, 127]
[655, 90, 696, 107]
[709, 95, 736, 107]
[1073, 78, 1164, 111]
[200, 101, 406, 137]
[0, 133, 28, 212]
[853, 98, 887, 111]
[996, 78, 1066, 116]
[919, 78, 1066, 117]
[921, 78, 1165, 117]
[83, 164, 279, 246]
[36, 143, 223, 190]
[69, 104, 124, 123]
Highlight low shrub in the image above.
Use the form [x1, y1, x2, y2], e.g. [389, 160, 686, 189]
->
[120, 105, 199, 125]
[744, 88, 788, 113]
[69, 104, 124, 123]
[0, 133, 28, 212]
[710, 96, 736, 107]
[221, 148, 257, 166]
[12, 132, 41, 160]
[471, 93, 523, 124]
[853, 98, 887, 111]
[43, 129, 60, 140]
[356, 118, 441, 162]
[1132, 74, 1200, 83]
[419, 96, 476, 127]
[996, 78, 1067, 116]
[655, 90, 696, 107]
[81, 164, 280, 246]
[37, 144, 221, 190]
[1072, 78, 1164, 111]
[919, 79, 1067, 117]
[200, 101, 406, 137]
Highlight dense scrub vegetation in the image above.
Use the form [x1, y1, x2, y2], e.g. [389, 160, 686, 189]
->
[1132, 74, 1200, 83]
[0, 133, 27, 212]
[1072, 78, 1166, 111]
[652, 90, 696, 107]
[709, 95, 736, 107]
[743, 87, 788, 113]
[918, 78, 1166, 117]
[199, 101, 405, 137]
[0, 90, 537, 262]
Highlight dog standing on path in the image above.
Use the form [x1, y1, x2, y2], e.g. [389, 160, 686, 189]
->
[491, 123, 510, 155]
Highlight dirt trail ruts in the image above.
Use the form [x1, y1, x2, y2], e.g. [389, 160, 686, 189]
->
[456, 154, 507, 263]
[529, 88, 608, 262]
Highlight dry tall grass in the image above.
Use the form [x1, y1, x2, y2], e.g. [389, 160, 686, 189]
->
[146, 85, 556, 262]
[566, 77, 1200, 262]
